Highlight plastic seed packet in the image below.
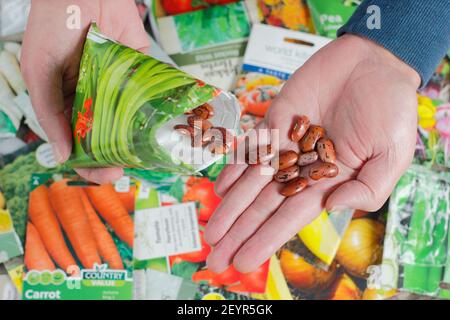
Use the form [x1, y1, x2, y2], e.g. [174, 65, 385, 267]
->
[133, 179, 274, 296]
[134, 269, 252, 300]
[0, 198, 23, 265]
[0, 264, 19, 300]
[380, 165, 450, 298]
[69, 24, 240, 174]
[297, 209, 354, 269]
[415, 95, 450, 169]
[307, 0, 359, 39]
[22, 173, 135, 300]
[257, 0, 314, 33]
[156, 1, 253, 91]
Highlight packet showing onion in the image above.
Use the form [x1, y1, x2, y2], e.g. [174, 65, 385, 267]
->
[69, 24, 240, 174]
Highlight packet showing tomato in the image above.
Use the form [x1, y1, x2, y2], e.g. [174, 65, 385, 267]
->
[69, 23, 240, 174]
[133, 177, 272, 296]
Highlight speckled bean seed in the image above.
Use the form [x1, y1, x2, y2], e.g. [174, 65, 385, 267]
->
[274, 165, 300, 183]
[309, 162, 339, 180]
[174, 124, 194, 137]
[187, 116, 213, 133]
[193, 103, 214, 119]
[299, 125, 325, 153]
[297, 151, 319, 166]
[280, 177, 308, 197]
[277, 150, 299, 170]
[316, 138, 336, 164]
[290, 115, 311, 142]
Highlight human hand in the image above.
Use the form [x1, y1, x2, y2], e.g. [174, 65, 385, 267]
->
[21, 0, 149, 183]
[205, 34, 421, 273]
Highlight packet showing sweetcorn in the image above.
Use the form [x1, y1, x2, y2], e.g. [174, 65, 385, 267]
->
[69, 24, 240, 174]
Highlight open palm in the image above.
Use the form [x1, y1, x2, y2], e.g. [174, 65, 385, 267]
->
[205, 34, 420, 273]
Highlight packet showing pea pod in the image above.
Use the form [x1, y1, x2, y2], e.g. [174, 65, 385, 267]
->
[380, 165, 450, 298]
[307, 0, 358, 39]
[69, 24, 240, 174]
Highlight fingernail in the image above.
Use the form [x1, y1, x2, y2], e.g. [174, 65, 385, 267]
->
[51, 143, 64, 163]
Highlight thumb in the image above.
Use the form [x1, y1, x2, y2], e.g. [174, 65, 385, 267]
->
[326, 149, 412, 212]
[112, 2, 151, 54]
[21, 59, 72, 163]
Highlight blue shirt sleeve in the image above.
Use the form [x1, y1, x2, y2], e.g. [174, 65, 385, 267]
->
[337, 0, 450, 87]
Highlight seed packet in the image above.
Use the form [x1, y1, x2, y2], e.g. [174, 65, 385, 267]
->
[69, 23, 241, 174]
[415, 95, 450, 169]
[0, 0, 30, 40]
[132, 177, 291, 297]
[0, 192, 23, 264]
[380, 164, 450, 298]
[235, 24, 329, 131]
[0, 110, 16, 139]
[134, 269, 252, 300]
[257, 0, 314, 33]
[155, 1, 253, 91]
[0, 264, 19, 300]
[3, 257, 24, 295]
[306, 0, 359, 39]
[22, 173, 136, 300]
[0, 142, 64, 243]
[420, 57, 450, 102]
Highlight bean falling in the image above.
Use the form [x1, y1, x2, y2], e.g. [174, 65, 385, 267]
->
[173, 103, 232, 155]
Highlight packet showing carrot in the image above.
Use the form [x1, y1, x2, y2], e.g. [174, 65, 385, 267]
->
[22, 173, 135, 300]
[380, 165, 450, 298]
[69, 24, 240, 174]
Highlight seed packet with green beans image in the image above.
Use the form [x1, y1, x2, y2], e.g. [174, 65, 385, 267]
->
[69, 24, 240, 174]
[380, 164, 450, 297]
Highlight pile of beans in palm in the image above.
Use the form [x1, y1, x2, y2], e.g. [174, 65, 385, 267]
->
[173, 103, 233, 155]
[247, 115, 338, 197]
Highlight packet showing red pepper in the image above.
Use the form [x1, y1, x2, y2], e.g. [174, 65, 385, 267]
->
[69, 24, 240, 174]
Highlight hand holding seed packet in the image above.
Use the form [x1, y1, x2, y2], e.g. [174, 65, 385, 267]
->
[20, 0, 151, 184]
[69, 24, 240, 175]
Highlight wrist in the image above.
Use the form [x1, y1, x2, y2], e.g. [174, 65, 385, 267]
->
[341, 34, 421, 90]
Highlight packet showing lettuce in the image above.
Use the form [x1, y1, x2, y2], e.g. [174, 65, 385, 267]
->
[69, 24, 240, 174]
